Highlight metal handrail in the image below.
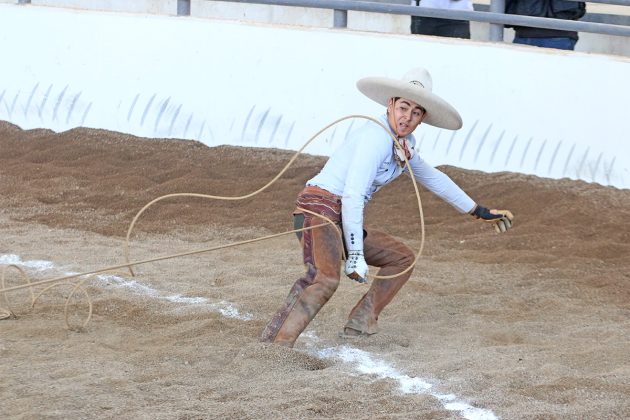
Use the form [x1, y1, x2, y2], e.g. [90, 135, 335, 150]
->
[567, 0, 629, 5]
[209, 0, 630, 40]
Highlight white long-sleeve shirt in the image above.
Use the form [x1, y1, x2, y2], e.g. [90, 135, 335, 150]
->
[412, 0, 473, 11]
[307, 114, 476, 252]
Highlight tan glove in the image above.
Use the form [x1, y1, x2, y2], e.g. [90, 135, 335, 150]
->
[471, 205, 514, 233]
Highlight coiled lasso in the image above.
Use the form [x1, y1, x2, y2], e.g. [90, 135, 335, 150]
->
[0, 114, 425, 330]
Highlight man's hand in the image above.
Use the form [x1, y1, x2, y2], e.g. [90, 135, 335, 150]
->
[345, 251, 369, 284]
[471, 205, 514, 233]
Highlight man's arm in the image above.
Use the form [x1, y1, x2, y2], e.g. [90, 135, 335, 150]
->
[408, 155, 514, 233]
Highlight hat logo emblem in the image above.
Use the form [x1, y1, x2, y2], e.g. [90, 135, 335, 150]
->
[409, 80, 424, 88]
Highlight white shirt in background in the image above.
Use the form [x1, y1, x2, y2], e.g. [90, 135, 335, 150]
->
[412, 0, 473, 11]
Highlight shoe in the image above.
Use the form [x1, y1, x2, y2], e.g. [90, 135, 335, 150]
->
[337, 327, 373, 339]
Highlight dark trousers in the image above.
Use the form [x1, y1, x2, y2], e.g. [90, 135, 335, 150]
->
[513, 36, 577, 51]
[411, 16, 471, 39]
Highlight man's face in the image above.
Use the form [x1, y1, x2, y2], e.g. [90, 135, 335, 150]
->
[387, 97, 425, 137]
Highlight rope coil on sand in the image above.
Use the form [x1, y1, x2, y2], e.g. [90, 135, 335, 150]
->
[0, 115, 425, 330]
[1, 265, 33, 320]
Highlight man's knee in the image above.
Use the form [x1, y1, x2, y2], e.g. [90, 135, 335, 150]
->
[390, 242, 415, 269]
[302, 263, 340, 299]
[401, 246, 415, 266]
[314, 273, 340, 299]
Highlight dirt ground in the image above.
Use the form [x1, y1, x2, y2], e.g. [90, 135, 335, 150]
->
[1, 120, 629, 419]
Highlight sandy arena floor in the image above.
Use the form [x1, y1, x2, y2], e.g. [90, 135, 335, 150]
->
[1, 121, 629, 419]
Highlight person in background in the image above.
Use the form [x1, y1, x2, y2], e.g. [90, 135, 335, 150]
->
[506, 0, 586, 51]
[410, 0, 474, 39]
[260, 67, 514, 348]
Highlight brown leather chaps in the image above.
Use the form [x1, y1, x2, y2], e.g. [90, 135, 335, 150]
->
[260, 186, 415, 347]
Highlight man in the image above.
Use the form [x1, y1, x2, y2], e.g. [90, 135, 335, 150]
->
[506, 0, 586, 51]
[261, 67, 513, 347]
[411, 0, 474, 40]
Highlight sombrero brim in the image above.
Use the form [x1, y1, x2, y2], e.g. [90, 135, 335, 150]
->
[357, 77, 463, 130]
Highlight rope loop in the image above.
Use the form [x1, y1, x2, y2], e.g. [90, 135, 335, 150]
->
[1, 264, 34, 320]
[124, 114, 425, 281]
[1, 114, 426, 329]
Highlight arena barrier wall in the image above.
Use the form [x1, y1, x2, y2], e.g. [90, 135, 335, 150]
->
[1, 4, 629, 188]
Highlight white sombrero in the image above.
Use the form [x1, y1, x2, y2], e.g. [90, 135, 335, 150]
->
[356, 67, 463, 130]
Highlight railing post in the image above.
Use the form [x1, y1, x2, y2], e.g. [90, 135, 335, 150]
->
[177, 0, 191, 16]
[489, 0, 506, 42]
[333, 9, 348, 28]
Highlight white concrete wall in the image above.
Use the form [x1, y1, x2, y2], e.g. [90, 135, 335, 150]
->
[30, 0, 178, 14]
[1, 4, 629, 189]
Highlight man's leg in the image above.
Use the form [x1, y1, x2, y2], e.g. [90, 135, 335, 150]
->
[260, 214, 342, 347]
[444, 20, 471, 39]
[411, 17, 470, 39]
[513, 36, 577, 51]
[344, 229, 415, 335]
[411, 16, 441, 35]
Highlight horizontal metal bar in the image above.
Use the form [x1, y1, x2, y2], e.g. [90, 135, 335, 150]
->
[214, 0, 630, 37]
[564, 0, 630, 5]
[584, 12, 630, 25]
[474, 3, 630, 26]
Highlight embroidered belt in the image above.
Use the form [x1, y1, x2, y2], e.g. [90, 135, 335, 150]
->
[293, 185, 342, 223]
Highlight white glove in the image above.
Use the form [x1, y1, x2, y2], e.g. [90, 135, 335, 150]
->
[345, 251, 368, 284]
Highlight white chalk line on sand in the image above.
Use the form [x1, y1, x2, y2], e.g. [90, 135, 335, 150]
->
[0, 254, 253, 320]
[312, 339, 497, 419]
[301, 330, 497, 420]
[1, 253, 497, 419]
